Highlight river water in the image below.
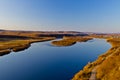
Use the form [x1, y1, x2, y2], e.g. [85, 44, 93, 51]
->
[0, 39, 111, 80]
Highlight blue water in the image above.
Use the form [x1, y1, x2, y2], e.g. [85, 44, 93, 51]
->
[0, 39, 111, 80]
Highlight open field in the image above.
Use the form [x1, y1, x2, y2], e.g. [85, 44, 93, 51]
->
[72, 38, 120, 80]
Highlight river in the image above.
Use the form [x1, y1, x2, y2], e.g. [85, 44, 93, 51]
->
[0, 39, 111, 80]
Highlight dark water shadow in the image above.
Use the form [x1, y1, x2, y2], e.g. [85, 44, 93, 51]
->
[44, 42, 76, 47]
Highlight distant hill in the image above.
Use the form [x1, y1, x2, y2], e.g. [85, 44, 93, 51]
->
[0, 29, 120, 38]
[0, 30, 89, 38]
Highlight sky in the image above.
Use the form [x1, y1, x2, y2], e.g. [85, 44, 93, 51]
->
[0, 0, 120, 33]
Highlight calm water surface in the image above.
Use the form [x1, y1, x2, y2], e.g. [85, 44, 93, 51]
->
[0, 39, 111, 80]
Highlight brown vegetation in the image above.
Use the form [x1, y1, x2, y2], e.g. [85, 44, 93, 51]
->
[0, 49, 11, 56]
[72, 38, 120, 80]
[51, 36, 92, 46]
[51, 39, 76, 46]
[0, 30, 88, 38]
[0, 37, 55, 56]
[0, 30, 88, 55]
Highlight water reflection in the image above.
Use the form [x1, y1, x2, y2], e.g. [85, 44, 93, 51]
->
[0, 39, 111, 80]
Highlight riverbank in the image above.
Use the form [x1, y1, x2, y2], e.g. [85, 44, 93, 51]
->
[0, 37, 55, 56]
[72, 38, 120, 80]
[51, 36, 93, 46]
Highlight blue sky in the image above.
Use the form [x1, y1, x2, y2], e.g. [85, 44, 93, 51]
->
[0, 0, 120, 32]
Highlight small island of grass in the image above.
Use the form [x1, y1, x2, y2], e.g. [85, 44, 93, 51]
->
[51, 36, 93, 46]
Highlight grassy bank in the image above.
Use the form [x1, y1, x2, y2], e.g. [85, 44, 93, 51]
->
[72, 38, 120, 80]
[51, 36, 92, 46]
[0, 49, 11, 56]
[0, 37, 55, 56]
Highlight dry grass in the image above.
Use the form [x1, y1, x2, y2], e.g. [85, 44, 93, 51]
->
[72, 38, 120, 80]
[51, 39, 76, 46]
[0, 37, 55, 56]
[0, 49, 11, 56]
[51, 36, 92, 46]
[96, 39, 120, 80]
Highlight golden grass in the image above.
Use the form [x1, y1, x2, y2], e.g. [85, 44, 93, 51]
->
[72, 38, 120, 80]
[51, 39, 76, 46]
[51, 36, 92, 46]
[0, 49, 11, 56]
[63, 36, 93, 42]
[0, 37, 55, 56]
